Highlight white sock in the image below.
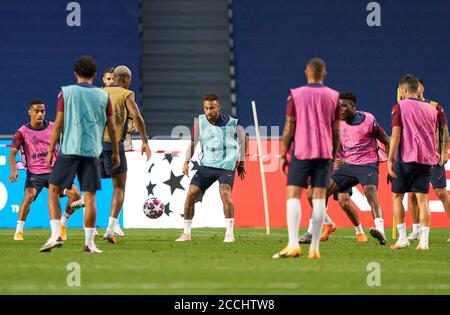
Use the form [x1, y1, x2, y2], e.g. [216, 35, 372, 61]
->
[310, 199, 326, 251]
[355, 223, 364, 234]
[286, 199, 301, 248]
[419, 226, 430, 244]
[323, 212, 333, 225]
[60, 211, 71, 226]
[397, 223, 406, 240]
[107, 217, 117, 233]
[85, 227, 95, 247]
[412, 223, 420, 234]
[16, 220, 25, 233]
[225, 218, 234, 236]
[374, 218, 385, 235]
[307, 219, 313, 234]
[50, 220, 60, 241]
[184, 220, 192, 235]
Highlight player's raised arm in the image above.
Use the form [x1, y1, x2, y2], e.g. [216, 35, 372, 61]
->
[125, 93, 151, 161]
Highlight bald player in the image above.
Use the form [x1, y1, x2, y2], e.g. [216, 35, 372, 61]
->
[273, 57, 340, 260]
[100, 65, 151, 243]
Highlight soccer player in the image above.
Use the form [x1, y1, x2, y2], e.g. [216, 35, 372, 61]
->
[389, 74, 439, 250]
[176, 93, 246, 243]
[40, 55, 120, 253]
[272, 57, 340, 260]
[100, 65, 151, 244]
[102, 67, 114, 87]
[8, 99, 83, 241]
[406, 79, 450, 242]
[299, 92, 390, 245]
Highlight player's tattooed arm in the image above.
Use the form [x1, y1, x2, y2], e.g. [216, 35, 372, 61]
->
[280, 115, 295, 175]
[125, 94, 151, 161]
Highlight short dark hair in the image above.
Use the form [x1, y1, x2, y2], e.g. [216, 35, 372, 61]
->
[29, 99, 45, 109]
[339, 91, 357, 104]
[73, 55, 97, 79]
[204, 93, 220, 103]
[306, 57, 326, 79]
[103, 67, 115, 75]
[398, 74, 419, 93]
[417, 78, 424, 87]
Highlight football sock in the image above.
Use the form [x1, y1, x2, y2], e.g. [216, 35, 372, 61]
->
[85, 228, 95, 247]
[50, 220, 60, 241]
[323, 211, 333, 225]
[286, 199, 301, 248]
[15, 220, 24, 233]
[307, 219, 313, 235]
[412, 223, 420, 234]
[310, 199, 326, 251]
[225, 218, 234, 236]
[355, 224, 364, 234]
[397, 223, 406, 240]
[374, 218, 385, 235]
[419, 226, 429, 244]
[107, 217, 116, 233]
[60, 211, 71, 226]
[184, 220, 192, 235]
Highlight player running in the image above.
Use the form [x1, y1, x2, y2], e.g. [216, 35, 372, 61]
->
[299, 92, 390, 245]
[8, 99, 83, 241]
[40, 55, 120, 253]
[273, 57, 340, 260]
[389, 74, 439, 250]
[406, 79, 450, 242]
[100, 65, 151, 244]
[176, 93, 246, 243]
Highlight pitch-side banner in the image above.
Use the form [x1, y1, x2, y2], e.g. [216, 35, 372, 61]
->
[124, 140, 450, 229]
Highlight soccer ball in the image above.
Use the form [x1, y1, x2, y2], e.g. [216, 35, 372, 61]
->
[143, 196, 165, 219]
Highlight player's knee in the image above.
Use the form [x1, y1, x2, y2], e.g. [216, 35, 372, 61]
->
[435, 189, 448, 200]
[23, 191, 35, 204]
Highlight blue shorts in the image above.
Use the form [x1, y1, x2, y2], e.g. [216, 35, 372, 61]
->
[26, 172, 70, 200]
[430, 163, 446, 189]
[49, 154, 102, 192]
[99, 149, 127, 178]
[391, 162, 432, 193]
[190, 166, 235, 192]
[332, 163, 379, 192]
[287, 156, 332, 188]
[333, 188, 353, 201]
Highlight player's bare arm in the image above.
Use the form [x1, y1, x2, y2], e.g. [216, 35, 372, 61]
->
[46, 111, 63, 168]
[125, 94, 151, 161]
[388, 126, 401, 179]
[106, 113, 121, 169]
[237, 125, 247, 180]
[376, 126, 391, 161]
[281, 115, 295, 175]
[332, 119, 340, 159]
[440, 125, 448, 165]
[8, 146, 19, 183]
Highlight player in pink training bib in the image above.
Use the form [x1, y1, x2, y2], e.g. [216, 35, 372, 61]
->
[8, 99, 83, 241]
[273, 58, 340, 260]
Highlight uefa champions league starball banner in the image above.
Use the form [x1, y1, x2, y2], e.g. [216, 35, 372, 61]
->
[0, 139, 449, 229]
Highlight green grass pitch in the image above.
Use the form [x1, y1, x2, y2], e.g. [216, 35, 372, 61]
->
[0, 228, 448, 294]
